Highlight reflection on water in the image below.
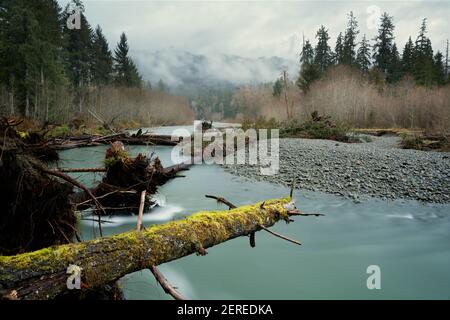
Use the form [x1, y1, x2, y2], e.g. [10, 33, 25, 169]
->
[58, 129, 450, 300]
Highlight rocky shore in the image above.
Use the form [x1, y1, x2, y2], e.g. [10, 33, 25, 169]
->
[223, 135, 450, 203]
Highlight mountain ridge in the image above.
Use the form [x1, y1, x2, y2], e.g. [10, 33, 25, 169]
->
[131, 48, 299, 95]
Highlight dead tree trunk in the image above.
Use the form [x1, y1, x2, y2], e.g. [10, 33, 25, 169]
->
[0, 197, 294, 300]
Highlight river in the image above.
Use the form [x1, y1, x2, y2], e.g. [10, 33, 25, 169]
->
[57, 126, 450, 300]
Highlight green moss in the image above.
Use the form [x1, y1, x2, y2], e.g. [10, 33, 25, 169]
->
[104, 149, 129, 168]
[94, 126, 110, 136]
[0, 197, 291, 293]
[45, 125, 71, 138]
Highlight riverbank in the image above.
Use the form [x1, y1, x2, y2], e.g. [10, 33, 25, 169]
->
[223, 135, 450, 203]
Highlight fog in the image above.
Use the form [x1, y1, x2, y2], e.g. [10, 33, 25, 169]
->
[58, 0, 449, 86]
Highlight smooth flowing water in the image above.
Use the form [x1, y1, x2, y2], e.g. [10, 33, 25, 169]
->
[58, 129, 450, 300]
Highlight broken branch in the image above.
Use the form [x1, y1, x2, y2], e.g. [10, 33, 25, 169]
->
[258, 225, 301, 246]
[136, 190, 146, 231]
[40, 166, 105, 237]
[205, 195, 237, 209]
[150, 266, 185, 300]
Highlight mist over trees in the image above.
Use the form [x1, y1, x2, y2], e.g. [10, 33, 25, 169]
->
[0, 0, 144, 121]
[296, 12, 449, 92]
[245, 11, 449, 134]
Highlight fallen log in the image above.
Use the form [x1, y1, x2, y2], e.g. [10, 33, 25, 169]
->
[0, 197, 294, 300]
[55, 167, 107, 173]
[47, 133, 183, 150]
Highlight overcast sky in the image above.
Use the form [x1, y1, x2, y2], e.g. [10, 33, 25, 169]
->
[59, 0, 449, 60]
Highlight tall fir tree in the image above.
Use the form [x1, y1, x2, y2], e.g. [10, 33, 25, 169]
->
[433, 51, 446, 86]
[62, 0, 94, 112]
[389, 43, 402, 83]
[113, 32, 142, 87]
[372, 12, 395, 81]
[91, 25, 113, 86]
[297, 39, 320, 93]
[445, 40, 449, 83]
[413, 18, 435, 86]
[26, 0, 65, 120]
[314, 25, 332, 72]
[342, 11, 359, 65]
[300, 39, 314, 65]
[356, 34, 371, 73]
[401, 37, 415, 76]
[334, 32, 344, 65]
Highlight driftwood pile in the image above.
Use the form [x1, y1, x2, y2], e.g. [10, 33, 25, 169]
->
[0, 118, 191, 255]
[47, 132, 179, 150]
[68, 141, 191, 214]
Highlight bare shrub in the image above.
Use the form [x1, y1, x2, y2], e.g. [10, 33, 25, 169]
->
[85, 87, 195, 127]
[233, 65, 450, 134]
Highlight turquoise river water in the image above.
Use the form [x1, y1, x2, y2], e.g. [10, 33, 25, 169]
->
[58, 129, 450, 300]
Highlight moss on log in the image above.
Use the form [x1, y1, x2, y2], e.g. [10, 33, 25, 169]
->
[0, 197, 292, 300]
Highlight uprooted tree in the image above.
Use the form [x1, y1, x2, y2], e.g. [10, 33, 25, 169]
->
[0, 118, 189, 255]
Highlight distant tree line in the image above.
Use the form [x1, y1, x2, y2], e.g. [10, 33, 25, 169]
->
[0, 0, 142, 120]
[285, 12, 449, 94]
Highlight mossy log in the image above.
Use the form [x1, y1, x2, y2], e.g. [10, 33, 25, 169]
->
[0, 197, 293, 300]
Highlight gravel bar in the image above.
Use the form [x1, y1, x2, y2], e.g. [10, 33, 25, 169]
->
[223, 135, 450, 203]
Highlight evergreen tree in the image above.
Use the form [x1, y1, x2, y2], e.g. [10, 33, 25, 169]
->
[300, 39, 314, 65]
[413, 18, 435, 86]
[433, 51, 446, 85]
[0, 1, 63, 117]
[356, 34, 371, 73]
[62, 0, 93, 86]
[342, 12, 359, 65]
[26, 0, 65, 120]
[91, 25, 113, 86]
[62, 0, 94, 112]
[297, 39, 319, 93]
[0, 0, 146, 119]
[389, 43, 402, 83]
[445, 40, 449, 83]
[272, 77, 283, 97]
[314, 25, 332, 72]
[334, 32, 344, 64]
[157, 78, 167, 92]
[372, 12, 395, 79]
[401, 37, 415, 76]
[113, 32, 142, 87]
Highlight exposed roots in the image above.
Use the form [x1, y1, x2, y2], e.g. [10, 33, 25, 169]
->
[0, 118, 75, 255]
